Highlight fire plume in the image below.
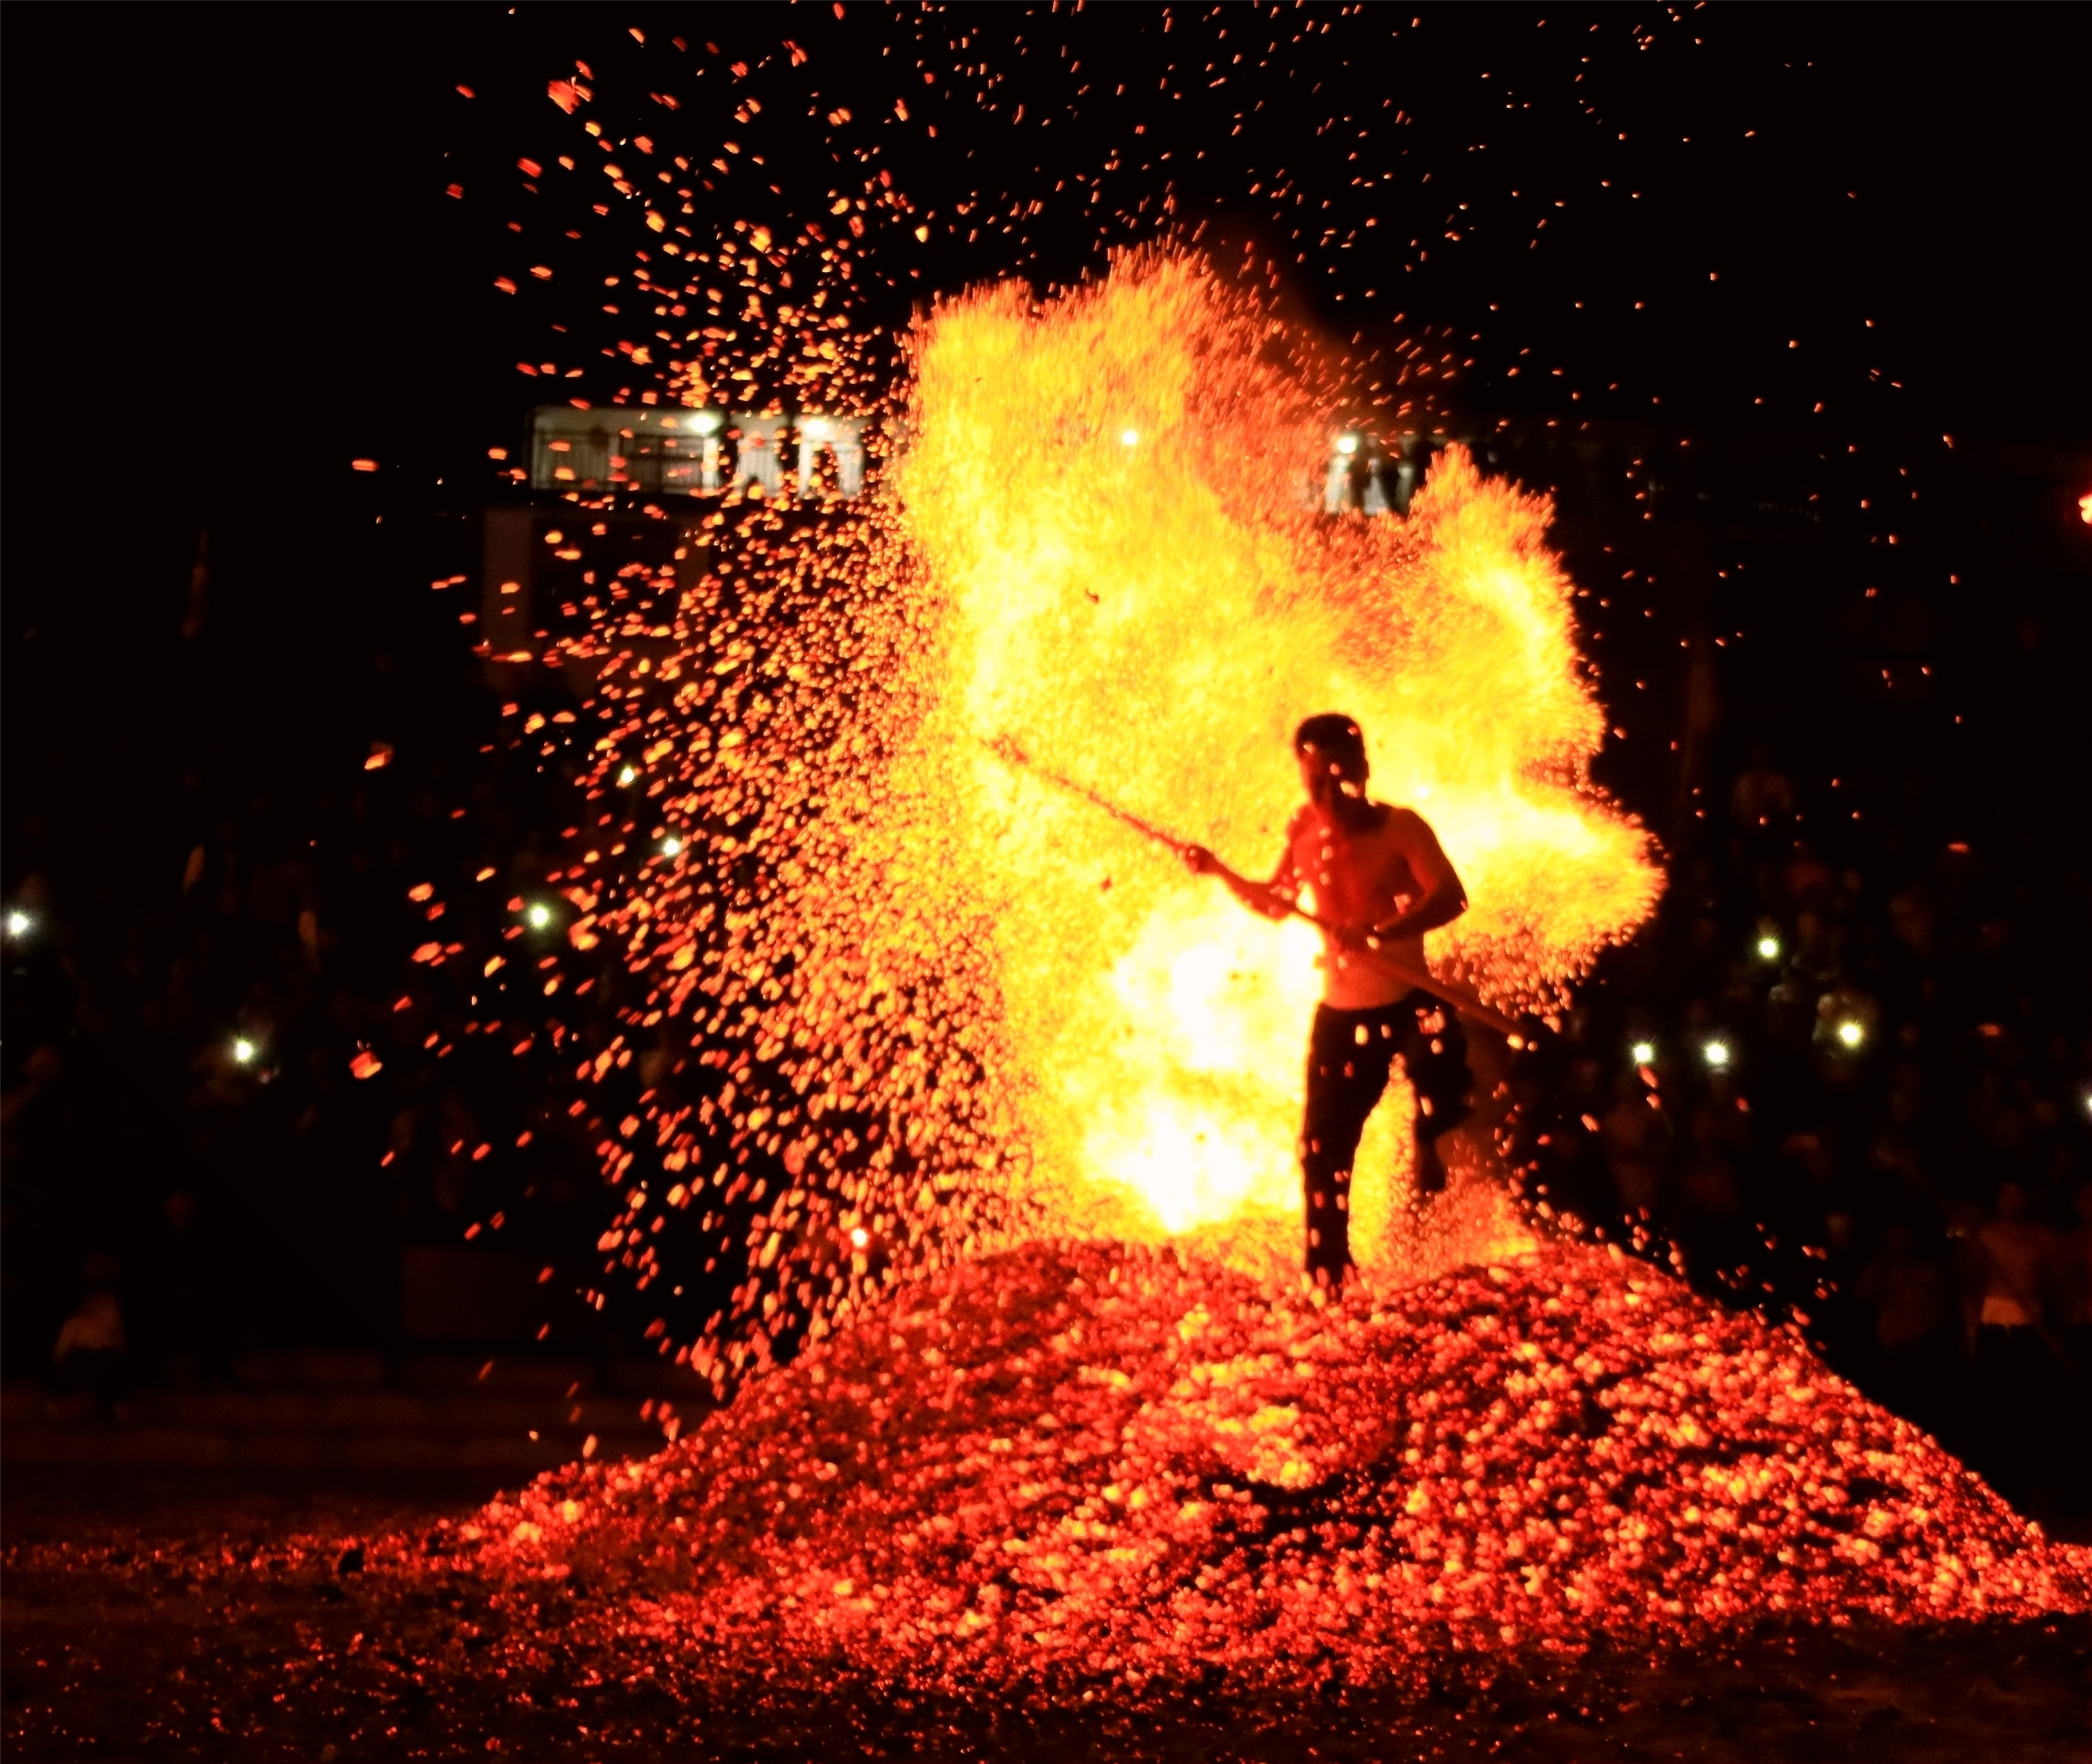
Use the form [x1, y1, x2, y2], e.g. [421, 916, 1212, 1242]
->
[879, 252, 1658, 1256]
[561, 250, 1660, 1368]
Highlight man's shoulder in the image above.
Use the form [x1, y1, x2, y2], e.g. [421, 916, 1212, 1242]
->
[1374, 802, 1437, 840]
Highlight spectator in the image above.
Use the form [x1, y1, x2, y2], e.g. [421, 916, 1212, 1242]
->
[1679, 1068, 1748, 1241]
[2057, 1182, 2092, 1505]
[52, 1252, 128, 1412]
[2059, 1180, 2092, 1364]
[1601, 1070, 1669, 1216]
[1966, 1181, 2063, 1504]
[1729, 745, 1793, 833]
[1973, 1180, 2052, 1331]
[1854, 1222, 1951, 1429]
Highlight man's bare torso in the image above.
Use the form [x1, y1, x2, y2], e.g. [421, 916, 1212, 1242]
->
[1280, 801, 1456, 1009]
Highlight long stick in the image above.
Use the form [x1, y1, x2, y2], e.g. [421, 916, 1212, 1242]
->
[984, 736, 1526, 1041]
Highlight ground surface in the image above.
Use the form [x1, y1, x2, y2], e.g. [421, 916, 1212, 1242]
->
[3, 1468, 2086, 1763]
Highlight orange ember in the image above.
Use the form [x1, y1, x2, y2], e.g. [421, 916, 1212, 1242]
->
[440, 1240, 2087, 1696]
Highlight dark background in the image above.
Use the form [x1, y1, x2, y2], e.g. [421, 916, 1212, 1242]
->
[5, 6, 2088, 1503]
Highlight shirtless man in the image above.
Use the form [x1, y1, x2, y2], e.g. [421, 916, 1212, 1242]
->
[1184, 714, 1473, 1288]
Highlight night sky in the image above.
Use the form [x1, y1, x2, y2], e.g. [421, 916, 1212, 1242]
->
[7, 4, 2086, 865]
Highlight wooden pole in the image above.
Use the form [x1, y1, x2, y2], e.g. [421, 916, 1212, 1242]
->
[985, 736, 1529, 1042]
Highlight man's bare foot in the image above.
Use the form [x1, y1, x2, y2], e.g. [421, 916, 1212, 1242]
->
[1304, 1260, 1354, 1302]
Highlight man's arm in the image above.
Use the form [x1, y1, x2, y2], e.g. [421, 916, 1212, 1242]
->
[1365, 812, 1466, 945]
[1183, 838, 1297, 921]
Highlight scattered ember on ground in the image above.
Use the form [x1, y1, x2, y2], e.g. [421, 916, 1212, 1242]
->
[397, 1237, 2088, 1705]
[5, 1473, 2086, 1761]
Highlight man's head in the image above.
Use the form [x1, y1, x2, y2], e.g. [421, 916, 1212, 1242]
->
[1295, 713, 1367, 804]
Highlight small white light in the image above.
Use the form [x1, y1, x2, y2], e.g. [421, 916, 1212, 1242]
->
[1835, 1019, 1865, 1049]
[692, 409, 722, 436]
[1703, 1040, 1731, 1068]
[1630, 1041, 1655, 1066]
[617, 766, 637, 786]
[527, 903, 554, 929]
[1119, 427, 1139, 448]
[232, 1038, 258, 1065]
[660, 836, 683, 858]
[4, 909, 29, 938]
[1756, 935, 1780, 959]
[1336, 433, 1359, 455]
[850, 1227, 870, 1249]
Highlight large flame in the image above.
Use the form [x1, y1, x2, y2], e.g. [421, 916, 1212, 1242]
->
[875, 253, 1660, 1262]
[557, 249, 1662, 1367]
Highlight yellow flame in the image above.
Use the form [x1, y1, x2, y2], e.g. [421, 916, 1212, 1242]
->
[561, 249, 1665, 1350]
[876, 251, 1660, 1257]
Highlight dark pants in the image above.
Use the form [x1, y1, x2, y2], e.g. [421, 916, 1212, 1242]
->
[1301, 992, 1473, 1284]
[1971, 1324, 2068, 1507]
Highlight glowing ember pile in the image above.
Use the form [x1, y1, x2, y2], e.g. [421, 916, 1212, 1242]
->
[443, 1238, 2084, 1696]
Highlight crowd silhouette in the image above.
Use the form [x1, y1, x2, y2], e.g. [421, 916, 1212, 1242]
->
[9, 712, 2087, 1520]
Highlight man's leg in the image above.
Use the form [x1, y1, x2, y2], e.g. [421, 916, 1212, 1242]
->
[1301, 1006, 1397, 1287]
[1394, 994, 1473, 1199]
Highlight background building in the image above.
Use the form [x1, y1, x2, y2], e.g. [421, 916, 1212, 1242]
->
[529, 404, 722, 496]
[527, 405, 867, 502]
